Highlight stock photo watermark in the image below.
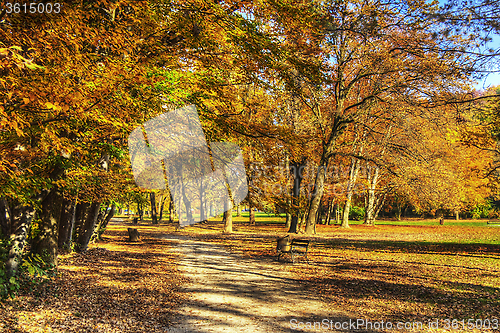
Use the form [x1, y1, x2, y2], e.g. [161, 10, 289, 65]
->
[128, 105, 248, 226]
[290, 318, 499, 331]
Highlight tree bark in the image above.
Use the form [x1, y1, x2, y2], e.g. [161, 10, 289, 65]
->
[58, 198, 76, 250]
[223, 206, 233, 233]
[249, 206, 256, 225]
[305, 160, 327, 234]
[374, 194, 386, 221]
[33, 187, 63, 266]
[0, 197, 11, 238]
[150, 192, 158, 224]
[342, 158, 361, 228]
[6, 204, 36, 277]
[137, 201, 144, 222]
[75, 202, 101, 252]
[237, 205, 242, 217]
[335, 202, 341, 224]
[158, 195, 166, 222]
[316, 202, 323, 225]
[288, 159, 306, 233]
[325, 200, 332, 225]
[364, 165, 380, 226]
[94, 204, 115, 240]
[169, 193, 174, 223]
[284, 153, 291, 229]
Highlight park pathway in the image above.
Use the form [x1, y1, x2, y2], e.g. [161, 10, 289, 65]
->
[163, 235, 353, 333]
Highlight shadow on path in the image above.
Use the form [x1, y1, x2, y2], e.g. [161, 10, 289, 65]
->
[163, 235, 372, 333]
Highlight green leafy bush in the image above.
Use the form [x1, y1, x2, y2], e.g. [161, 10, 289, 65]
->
[470, 201, 494, 219]
[0, 239, 56, 300]
[0, 238, 18, 300]
[349, 205, 365, 221]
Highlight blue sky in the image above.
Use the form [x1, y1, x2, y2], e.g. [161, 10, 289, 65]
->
[474, 32, 500, 90]
[435, 0, 500, 89]
[476, 72, 500, 90]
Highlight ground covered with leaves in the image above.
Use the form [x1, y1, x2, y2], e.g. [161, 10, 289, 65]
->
[2, 219, 499, 332]
[166, 219, 500, 331]
[0, 226, 187, 333]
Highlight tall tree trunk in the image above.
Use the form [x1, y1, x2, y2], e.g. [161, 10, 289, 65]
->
[58, 198, 76, 250]
[158, 196, 166, 222]
[395, 202, 402, 221]
[0, 197, 11, 238]
[325, 200, 332, 225]
[316, 202, 323, 225]
[199, 178, 206, 222]
[100, 204, 115, 230]
[33, 187, 63, 266]
[455, 209, 459, 220]
[335, 203, 340, 224]
[342, 158, 361, 228]
[249, 205, 256, 225]
[169, 193, 174, 223]
[288, 159, 306, 233]
[75, 202, 101, 252]
[364, 165, 380, 226]
[305, 160, 327, 234]
[237, 205, 241, 217]
[284, 153, 291, 229]
[73, 202, 89, 243]
[6, 204, 36, 277]
[150, 192, 158, 224]
[223, 204, 233, 233]
[374, 193, 386, 221]
[137, 201, 144, 222]
[181, 186, 193, 225]
[91, 204, 116, 241]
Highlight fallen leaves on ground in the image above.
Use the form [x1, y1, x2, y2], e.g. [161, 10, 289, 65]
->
[0, 227, 188, 333]
[168, 220, 500, 330]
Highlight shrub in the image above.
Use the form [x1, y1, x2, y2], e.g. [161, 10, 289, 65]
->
[0, 239, 56, 300]
[349, 205, 365, 221]
[0, 238, 18, 300]
[470, 201, 494, 219]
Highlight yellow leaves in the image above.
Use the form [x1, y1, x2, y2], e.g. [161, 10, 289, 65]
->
[45, 101, 68, 111]
[11, 121, 25, 137]
[0, 46, 45, 71]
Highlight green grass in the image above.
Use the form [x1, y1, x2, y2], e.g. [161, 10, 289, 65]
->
[123, 212, 500, 229]
[368, 219, 495, 227]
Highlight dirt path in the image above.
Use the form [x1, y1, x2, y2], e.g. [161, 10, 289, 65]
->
[164, 235, 352, 333]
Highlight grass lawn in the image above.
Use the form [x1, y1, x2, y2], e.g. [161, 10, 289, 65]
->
[123, 215, 500, 330]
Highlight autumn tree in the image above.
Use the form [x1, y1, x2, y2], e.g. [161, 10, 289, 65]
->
[0, 0, 289, 273]
[288, 0, 487, 233]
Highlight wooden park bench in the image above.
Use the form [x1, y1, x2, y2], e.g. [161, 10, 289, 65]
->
[487, 219, 500, 225]
[276, 236, 310, 264]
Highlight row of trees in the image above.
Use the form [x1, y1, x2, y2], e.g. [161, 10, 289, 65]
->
[1, 0, 500, 279]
